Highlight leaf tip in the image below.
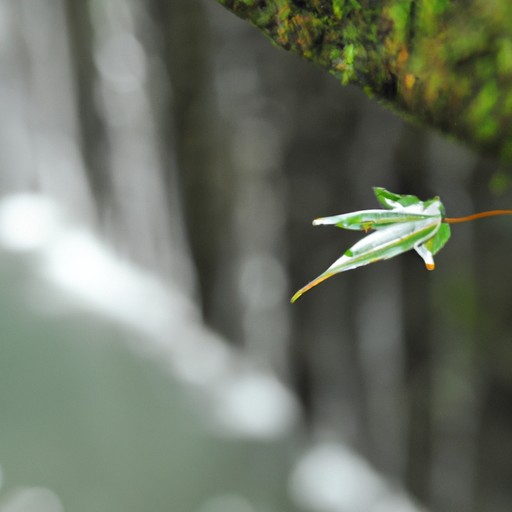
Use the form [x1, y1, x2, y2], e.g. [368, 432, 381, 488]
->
[290, 273, 333, 303]
[290, 290, 303, 303]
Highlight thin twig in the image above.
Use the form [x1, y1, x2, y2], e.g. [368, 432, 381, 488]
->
[444, 210, 512, 224]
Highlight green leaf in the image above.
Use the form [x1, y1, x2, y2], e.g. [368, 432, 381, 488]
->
[291, 218, 440, 302]
[313, 209, 435, 231]
[291, 187, 451, 302]
[373, 187, 422, 209]
[424, 223, 451, 255]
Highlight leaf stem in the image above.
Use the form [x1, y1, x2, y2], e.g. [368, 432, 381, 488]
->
[444, 209, 512, 224]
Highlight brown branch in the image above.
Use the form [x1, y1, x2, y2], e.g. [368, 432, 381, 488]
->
[444, 210, 512, 224]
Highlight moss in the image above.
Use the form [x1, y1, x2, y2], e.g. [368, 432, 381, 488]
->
[403, 72, 416, 90]
[429, 0, 451, 16]
[385, 1, 412, 46]
[419, 0, 451, 35]
[441, 25, 489, 64]
[471, 82, 499, 118]
[476, 119, 499, 142]
[382, 0, 414, 77]
[273, 3, 326, 59]
[332, 0, 344, 20]
[500, 142, 512, 164]
[341, 43, 356, 84]
[497, 38, 512, 76]
[217, 0, 512, 164]
[452, 77, 472, 103]
[422, 71, 443, 105]
[329, 43, 358, 84]
[503, 92, 512, 116]
[363, 85, 374, 98]
[241, 1, 275, 26]
[466, 81, 499, 141]
[275, 0, 291, 29]
[329, 46, 343, 62]
[343, 22, 359, 42]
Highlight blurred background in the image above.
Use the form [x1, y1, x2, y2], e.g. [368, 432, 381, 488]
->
[1, 1, 512, 511]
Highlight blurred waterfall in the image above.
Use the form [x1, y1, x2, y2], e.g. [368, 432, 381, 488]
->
[0, 0, 194, 290]
[1, 0, 512, 511]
